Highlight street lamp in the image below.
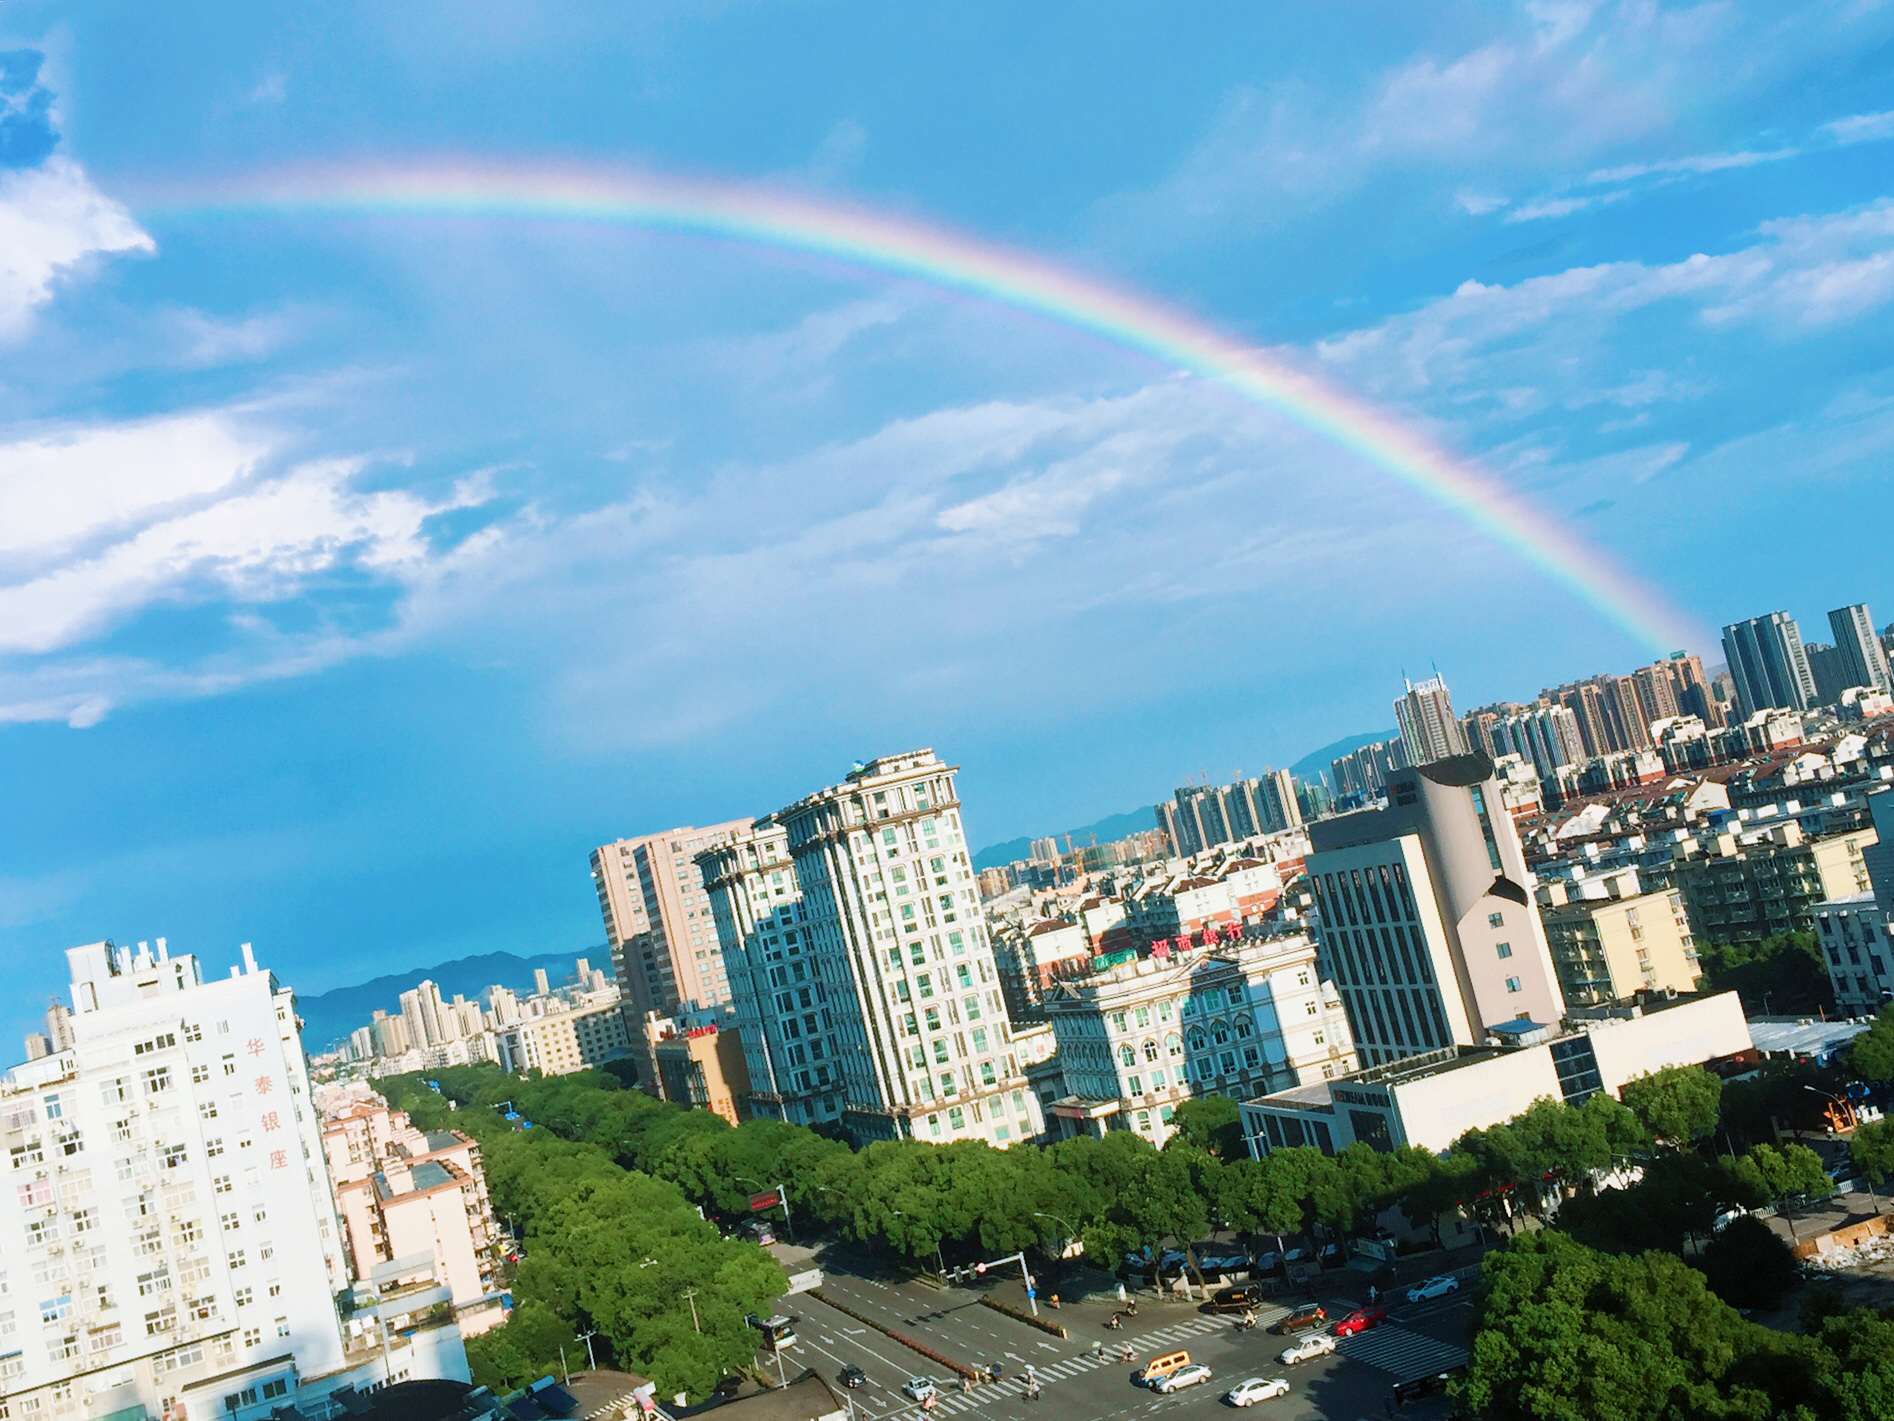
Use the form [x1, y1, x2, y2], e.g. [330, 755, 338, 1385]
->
[1032, 1211, 1078, 1256]
[576, 1328, 598, 1371]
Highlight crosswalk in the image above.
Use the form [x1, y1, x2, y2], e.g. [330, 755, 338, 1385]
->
[1336, 1324, 1468, 1382]
[913, 1313, 1244, 1414]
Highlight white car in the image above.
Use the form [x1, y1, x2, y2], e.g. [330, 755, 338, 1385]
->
[1277, 1333, 1337, 1366]
[1152, 1364, 1214, 1395]
[1406, 1275, 1461, 1303]
[1225, 1377, 1291, 1407]
[901, 1378, 938, 1403]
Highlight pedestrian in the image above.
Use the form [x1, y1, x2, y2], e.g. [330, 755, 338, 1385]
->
[1048, 1293, 1060, 1310]
[1367, 1284, 1378, 1303]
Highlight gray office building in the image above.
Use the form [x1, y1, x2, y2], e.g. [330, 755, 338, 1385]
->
[1303, 751, 1566, 1069]
[1829, 603, 1892, 697]
[1721, 611, 1817, 717]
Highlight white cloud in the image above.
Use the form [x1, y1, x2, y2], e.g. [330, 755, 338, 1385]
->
[1823, 110, 1894, 145]
[0, 157, 152, 339]
[1457, 190, 1510, 216]
[1583, 147, 1798, 184]
[1506, 190, 1630, 223]
[0, 413, 269, 565]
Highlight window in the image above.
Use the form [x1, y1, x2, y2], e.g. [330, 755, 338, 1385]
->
[1142, 1039, 1159, 1062]
[1495, 942, 1513, 959]
[141, 1067, 171, 1095]
[1488, 912, 1504, 928]
[1504, 976, 1522, 993]
[1127, 1075, 1142, 1094]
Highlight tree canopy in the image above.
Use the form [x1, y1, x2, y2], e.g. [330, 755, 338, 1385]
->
[1620, 1065, 1723, 1144]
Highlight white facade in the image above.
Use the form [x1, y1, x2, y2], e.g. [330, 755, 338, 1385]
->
[700, 822, 840, 1129]
[0, 940, 468, 1421]
[1042, 934, 1357, 1146]
[1241, 990, 1752, 1157]
[722, 751, 1044, 1147]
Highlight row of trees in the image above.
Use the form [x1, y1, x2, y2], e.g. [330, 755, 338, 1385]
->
[401, 1055, 1832, 1303]
[381, 1077, 785, 1401]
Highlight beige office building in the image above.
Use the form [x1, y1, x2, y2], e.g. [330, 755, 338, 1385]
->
[1538, 875, 1701, 1006]
[590, 819, 754, 1019]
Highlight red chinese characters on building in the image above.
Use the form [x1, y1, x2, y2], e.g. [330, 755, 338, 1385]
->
[259, 1111, 281, 1133]
[246, 1038, 267, 1058]
[254, 1075, 274, 1096]
[269, 1149, 289, 1171]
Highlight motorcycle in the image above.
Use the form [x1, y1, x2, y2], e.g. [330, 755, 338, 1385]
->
[1119, 1346, 1136, 1365]
[1124, 1301, 1139, 1316]
[1105, 1314, 1123, 1331]
[1233, 1316, 1258, 1333]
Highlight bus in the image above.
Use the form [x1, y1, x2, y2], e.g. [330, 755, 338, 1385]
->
[746, 1313, 798, 1352]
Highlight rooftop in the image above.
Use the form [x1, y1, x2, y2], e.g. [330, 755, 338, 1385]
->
[1746, 1016, 1872, 1059]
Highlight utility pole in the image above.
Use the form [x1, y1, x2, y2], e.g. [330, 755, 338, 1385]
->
[682, 1287, 701, 1333]
[576, 1328, 598, 1371]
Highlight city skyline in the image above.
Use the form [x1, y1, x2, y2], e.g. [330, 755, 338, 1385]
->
[5, 3, 1894, 1061]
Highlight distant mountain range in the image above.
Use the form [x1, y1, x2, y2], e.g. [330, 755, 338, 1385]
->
[970, 728, 1400, 870]
[972, 806, 1159, 871]
[295, 948, 611, 1052]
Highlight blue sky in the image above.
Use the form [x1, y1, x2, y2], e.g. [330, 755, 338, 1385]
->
[3, 2, 1894, 1047]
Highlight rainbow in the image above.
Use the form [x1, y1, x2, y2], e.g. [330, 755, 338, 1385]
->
[140, 160, 1701, 654]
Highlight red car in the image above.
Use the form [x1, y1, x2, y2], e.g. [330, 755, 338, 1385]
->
[1331, 1305, 1390, 1337]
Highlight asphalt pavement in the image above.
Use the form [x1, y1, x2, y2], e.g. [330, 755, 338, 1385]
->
[775, 1266, 1473, 1421]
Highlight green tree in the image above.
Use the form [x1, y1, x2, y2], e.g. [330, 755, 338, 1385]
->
[1620, 1065, 1723, 1145]
[1850, 1004, 1894, 1085]
[1456, 1229, 1795, 1421]
[1694, 1215, 1799, 1311]
[1166, 1096, 1245, 1158]
[1850, 1117, 1894, 1185]
[465, 1299, 581, 1392]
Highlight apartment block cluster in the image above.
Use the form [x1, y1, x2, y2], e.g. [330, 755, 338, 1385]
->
[334, 959, 626, 1081]
[1, 941, 493, 1421]
[575, 602, 1891, 1167]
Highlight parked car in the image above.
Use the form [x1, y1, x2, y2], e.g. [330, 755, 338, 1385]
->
[1196, 1246, 1252, 1274]
[1271, 1303, 1328, 1335]
[1151, 1364, 1214, 1395]
[1331, 1306, 1390, 1338]
[901, 1379, 938, 1402]
[1278, 1334, 1337, 1367]
[1406, 1275, 1460, 1303]
[838, 1366, 866, 1389]
[1224, 1377, 1291, 1407]
[1388, 1369, 1461, 1408]
[1210, 1283, 1268, 1312]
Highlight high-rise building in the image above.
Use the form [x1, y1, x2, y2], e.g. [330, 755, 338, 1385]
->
[0, 940, 468, 1420]
[1477, 704, 1584, 782]
[589, 819, 753, 1022]
[1329, 739, 1408, 803]
[1829, 603, 1892, 696]
[1160, 772, 1303, 855]
[707, 750, 1043, 1146]
[698, 821, 833, 1127]
[1393, 676, 1469, 766]
[1722, 611, 1817, 717]
[1303, 752, 1567, 1068]
[397, 979, 447, 1049]
[1806, 642, 1851, 706]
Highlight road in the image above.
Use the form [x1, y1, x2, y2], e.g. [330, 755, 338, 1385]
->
[772, 1271, 1472, 1421]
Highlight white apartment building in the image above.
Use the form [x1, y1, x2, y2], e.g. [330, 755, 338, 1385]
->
[710, 751, 1044, 1147]
[0, 940, 467, 1421]
[698, 822, 838, 1129]
[1041, 933, 1357, 1146]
